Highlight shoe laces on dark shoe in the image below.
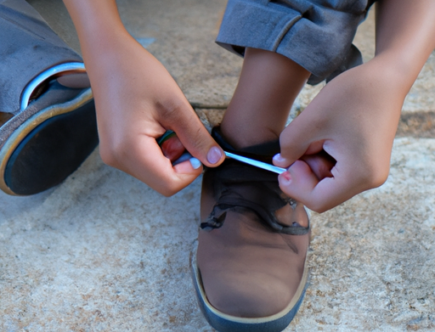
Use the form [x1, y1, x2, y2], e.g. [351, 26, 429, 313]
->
[196, 127, 310, 321]
[201, 127, 309, 235]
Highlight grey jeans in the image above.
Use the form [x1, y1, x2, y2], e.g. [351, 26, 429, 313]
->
[217, 0, 376, 84]
[0, 0, 81, 114]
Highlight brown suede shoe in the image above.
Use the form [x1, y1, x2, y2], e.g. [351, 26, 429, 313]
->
[191, 127, 310, 332]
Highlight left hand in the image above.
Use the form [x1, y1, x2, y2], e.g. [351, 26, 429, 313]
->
[273, 61, 403, 212]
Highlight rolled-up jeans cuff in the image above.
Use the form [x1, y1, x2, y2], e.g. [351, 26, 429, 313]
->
[0, 0, 82, 113]
[216, 0, 366, 84]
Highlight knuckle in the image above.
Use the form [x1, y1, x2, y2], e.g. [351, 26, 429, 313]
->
[368, 168, 389, 188]
[99, 136, 129, 168]
[99, 143, 117, 167]
[279, 133, 299, 158]
[157, 100, 211, 152]
[160, 187, 175, 197]
[306, 200, 328, 214]
[192, 131, 212, 156]
[184, 124, 205, 147]
[156, 99, 189, 122]
[159, 182, 180, 197]
[355, 161, 389, 189]
[279, 132, 292, 150]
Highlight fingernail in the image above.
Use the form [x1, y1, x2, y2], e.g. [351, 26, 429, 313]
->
[189, 157, 202, 169]
[273, 153, 285, 163]
[207, 146, 222, 164]
[282, 170, 291, 181]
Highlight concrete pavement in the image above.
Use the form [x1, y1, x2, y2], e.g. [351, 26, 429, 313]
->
[1, 1, 434, 331]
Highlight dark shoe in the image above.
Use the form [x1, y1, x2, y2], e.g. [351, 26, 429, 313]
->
[191, 127, 310, 332]
[0, 78, 97, 196]
[0, 1, 98, 195]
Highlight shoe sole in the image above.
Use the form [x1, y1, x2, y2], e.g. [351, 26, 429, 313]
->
[190, 240, 309, 332]
[0, 88, 98, 195]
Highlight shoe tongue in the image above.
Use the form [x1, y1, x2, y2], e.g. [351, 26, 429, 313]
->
[211, 127, 280, 162]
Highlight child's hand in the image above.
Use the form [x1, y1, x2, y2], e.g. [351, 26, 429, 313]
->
[273, 0, 435, 212]
[64, 0, 225, 196]
[92, 40, 224, 195]
[273, 61, 404, 212]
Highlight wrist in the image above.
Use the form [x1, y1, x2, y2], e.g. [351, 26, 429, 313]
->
[363, 56, 414, 98]
[63, 0, 131, 55]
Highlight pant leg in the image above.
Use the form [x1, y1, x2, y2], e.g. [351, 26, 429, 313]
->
[216, 0, 376, 84]
[0, 0, 82, 114]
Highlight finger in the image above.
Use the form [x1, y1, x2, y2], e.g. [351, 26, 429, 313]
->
[160, 135, 185, 162]
[301, 150, 336, 180]
[160, 101, 225, 168]
[278, 160, 319, 202]
[278, 160, 365, 212]
[273, 119, 324, 168]
[273, 140, 324, 168]
[122, 135, 203, 196]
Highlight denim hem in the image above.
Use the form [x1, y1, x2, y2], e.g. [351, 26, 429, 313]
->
[0, 0, 82, 113]
[216, 0, 372, 84]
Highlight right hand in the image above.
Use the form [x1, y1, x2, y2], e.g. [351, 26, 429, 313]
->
[88, 36, 224, 196]
[64, 0, 225, 196]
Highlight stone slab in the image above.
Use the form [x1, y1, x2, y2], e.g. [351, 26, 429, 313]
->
[1, 138, 435, 331]
[2, 2, 435, 331]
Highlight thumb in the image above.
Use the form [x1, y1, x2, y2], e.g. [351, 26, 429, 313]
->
[273, 118, 323, 168]
[163, 102, 225, 168]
